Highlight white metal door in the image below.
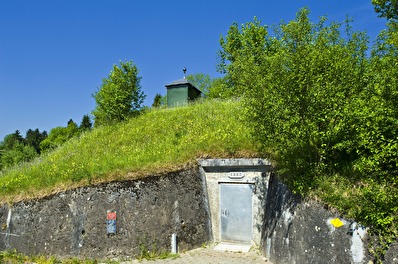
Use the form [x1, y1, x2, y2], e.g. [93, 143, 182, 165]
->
[220, 183, 253, 242]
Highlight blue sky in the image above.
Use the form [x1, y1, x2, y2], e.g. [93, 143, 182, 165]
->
[0, 0, 387, 140]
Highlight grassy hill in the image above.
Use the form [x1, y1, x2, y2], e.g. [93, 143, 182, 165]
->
[0, 100, 259, 203]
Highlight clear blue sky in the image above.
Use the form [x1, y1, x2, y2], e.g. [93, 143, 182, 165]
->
[0, 0, 387, 140]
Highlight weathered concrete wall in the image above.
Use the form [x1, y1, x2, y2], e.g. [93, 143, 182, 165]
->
[0, 167, 211, 259]
[0, 160, 396, 263]
[261, 174, 372, 264]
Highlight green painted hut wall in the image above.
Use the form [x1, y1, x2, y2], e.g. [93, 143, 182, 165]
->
[166, 79, 201, 107]
[167, 85, 189, 107]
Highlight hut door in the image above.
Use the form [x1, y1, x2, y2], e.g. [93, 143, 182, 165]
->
[220, 183, 253, 243]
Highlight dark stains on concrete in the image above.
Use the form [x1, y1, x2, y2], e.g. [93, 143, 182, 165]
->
[0, 167, 210, 259]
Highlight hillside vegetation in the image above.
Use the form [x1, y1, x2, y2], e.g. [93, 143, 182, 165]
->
[0, 100, 258, 203]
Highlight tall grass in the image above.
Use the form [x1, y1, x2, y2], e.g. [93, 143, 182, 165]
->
[0, 100, 259, 203]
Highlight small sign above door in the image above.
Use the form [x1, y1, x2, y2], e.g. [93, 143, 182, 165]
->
[228, 172, 245, 179]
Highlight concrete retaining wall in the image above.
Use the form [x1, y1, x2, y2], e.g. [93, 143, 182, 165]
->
[0, 167, 211, 259]
[0, 160, 397, 263]
[261, 173, 374, 264]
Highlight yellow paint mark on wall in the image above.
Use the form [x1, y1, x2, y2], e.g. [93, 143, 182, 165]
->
[330, 218, 344, 228]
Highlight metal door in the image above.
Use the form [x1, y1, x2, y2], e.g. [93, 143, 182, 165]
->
[220, 183, 253, 242]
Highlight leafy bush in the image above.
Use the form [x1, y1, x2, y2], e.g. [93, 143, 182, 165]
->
[217, 8, 397, 260]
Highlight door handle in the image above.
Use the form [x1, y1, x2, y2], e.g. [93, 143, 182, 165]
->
[221, 209, 228, 216]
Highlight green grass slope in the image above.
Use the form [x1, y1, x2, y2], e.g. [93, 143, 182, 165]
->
[0, 100, 259, 203]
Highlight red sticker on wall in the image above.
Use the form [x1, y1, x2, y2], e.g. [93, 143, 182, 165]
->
[107, 211, 116, 234]
[107, 211, 117, 220]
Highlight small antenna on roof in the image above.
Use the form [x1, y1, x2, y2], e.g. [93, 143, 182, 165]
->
[183, 67, 187, 79]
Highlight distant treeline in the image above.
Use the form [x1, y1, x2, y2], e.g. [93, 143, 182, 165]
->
[0, 115, 92, 170]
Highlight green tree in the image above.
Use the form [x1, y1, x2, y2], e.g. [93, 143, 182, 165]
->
[185, 73, 234, 99]
[152, 93, 163, 108]
[79, 114, 93, 131]
[219, 8, 369, 190]
[92, 60, 146, 126]
[372, 0, 398, 20]
[25, 128, 48, 154]
[1, 132, 23, 169]
[40, 120, 80, 152]
[206, 76, 235, 99]
[1, 130, 25, 150]
[0, 130, 40, 169]
[1, 142, 37, 169]
[66, 119, 79, 137]
[338, 23, 398, 256]
[217, 17, 271, 98]
[186, 73, 213, 95]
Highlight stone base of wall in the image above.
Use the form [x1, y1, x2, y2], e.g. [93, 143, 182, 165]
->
[0, 167, 211, 259]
